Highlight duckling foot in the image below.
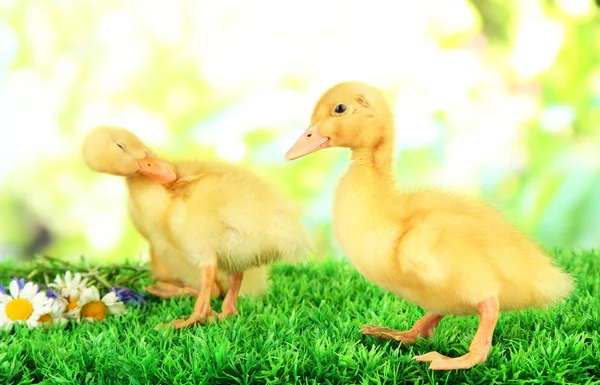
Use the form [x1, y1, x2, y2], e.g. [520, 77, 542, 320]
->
[361, 325, 419, 344]
[413, 297, 499, 371]
[413, 351, 485, 370]
[158, 308, 217, 330]
[218, 272, 243, 321]
[154, 265, 219, 331]
[361, 312, 444, 344]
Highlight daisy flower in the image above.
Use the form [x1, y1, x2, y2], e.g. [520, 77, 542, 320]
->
[67, 286, 126, 323]
[48, 271, 89, 302]
[37, 288, 68, 326]
[0, 278, 53, 330]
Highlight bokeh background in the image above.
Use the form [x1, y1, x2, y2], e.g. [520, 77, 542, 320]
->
[0, 0, 599, 264]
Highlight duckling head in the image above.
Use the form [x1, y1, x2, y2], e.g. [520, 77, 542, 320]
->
[285, 81, 394, 161]
[81, 125, 177, 184]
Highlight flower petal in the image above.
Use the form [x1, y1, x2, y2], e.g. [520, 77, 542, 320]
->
[111, 286, 146, 305]
[9, 280, 19, 298]
[45, 288, 58, 299]
[53, 317, 68, 326]
[25, 319, 40, 328]
[32, 304, 52, 317]
[101, 292, 119, 305]
[1, 320, 13, 331]
[31, 291, 49, 304]
[51, 298, 67, 313]
[107, 303, 126, 315]
[78, 286, 99, 305]
[65, 307, 81, 320]
[20, 282, 37, 300]
[89, 287, 100, 301]
[72, 273, 81, 286]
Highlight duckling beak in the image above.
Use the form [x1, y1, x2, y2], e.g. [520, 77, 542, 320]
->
[285, 124, 331, 161]
[136, 154, 177, 184]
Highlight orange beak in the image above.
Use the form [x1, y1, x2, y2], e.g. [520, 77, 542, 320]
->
[285, 124, 331, 161]
[136, 154, 177, 184]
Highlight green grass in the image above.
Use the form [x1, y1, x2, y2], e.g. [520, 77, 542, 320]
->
[1, 250, 599, 385]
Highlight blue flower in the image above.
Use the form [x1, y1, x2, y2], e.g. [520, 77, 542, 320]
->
[3, 277, 27, 294]
[13, 277, 25, 290]
[45, 288, 58, 299]
[111, 286, 146, 306]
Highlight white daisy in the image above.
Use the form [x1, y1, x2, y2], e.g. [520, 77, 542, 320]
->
[37, 290, 68, 326]
[67, 286, 126, 323]
[0, 278, 53, 330]
[48, 271, 89, 302]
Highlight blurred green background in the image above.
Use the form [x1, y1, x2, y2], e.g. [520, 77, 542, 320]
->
[0, 0, 599, 265]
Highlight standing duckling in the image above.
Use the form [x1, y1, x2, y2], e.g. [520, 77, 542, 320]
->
[284, 82, 574, 370]
[82, 126, 312, 329]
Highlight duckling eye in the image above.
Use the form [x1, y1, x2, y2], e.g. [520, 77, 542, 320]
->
[333, 104, 347, 115]
[116, 141, 126, 151]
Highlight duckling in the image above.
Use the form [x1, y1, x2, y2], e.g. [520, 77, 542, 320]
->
[284, 82, 574, 370]
[82, 126, 312, 329]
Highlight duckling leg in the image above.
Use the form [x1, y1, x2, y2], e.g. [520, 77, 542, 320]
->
[146, 248, 219, 298]
[413, 297, 499, 370]
[145, 281, 210, 298]
[361, 312, 444, 344]
[218, 272, 244, 321]
[146, 281, 222, 299]
[156, 265, 218, 330]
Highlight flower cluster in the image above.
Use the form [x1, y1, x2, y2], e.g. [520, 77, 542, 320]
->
[0, 271, 144, 331]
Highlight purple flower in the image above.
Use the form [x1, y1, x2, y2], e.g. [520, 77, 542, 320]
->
[13, 277, 25, 290]
[111, 286, 146, 306]
[45, 288, 58, 299]
[1, 278, 37, 296]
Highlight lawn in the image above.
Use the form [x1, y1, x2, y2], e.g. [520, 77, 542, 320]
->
[1, 250, 599, 385]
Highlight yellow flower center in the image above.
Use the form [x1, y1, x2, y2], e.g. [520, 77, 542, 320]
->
[38, 314, 52, 323]
[80, 301, 107, 321]
[66, 301, 79, 312]
[5, 298, 34, 321]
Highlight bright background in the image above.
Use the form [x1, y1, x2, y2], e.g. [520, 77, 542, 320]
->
[1, 0, 599, 264]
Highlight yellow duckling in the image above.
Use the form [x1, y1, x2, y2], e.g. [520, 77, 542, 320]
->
[285, 82, 574, 370]
[82, 126, 312, 329]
